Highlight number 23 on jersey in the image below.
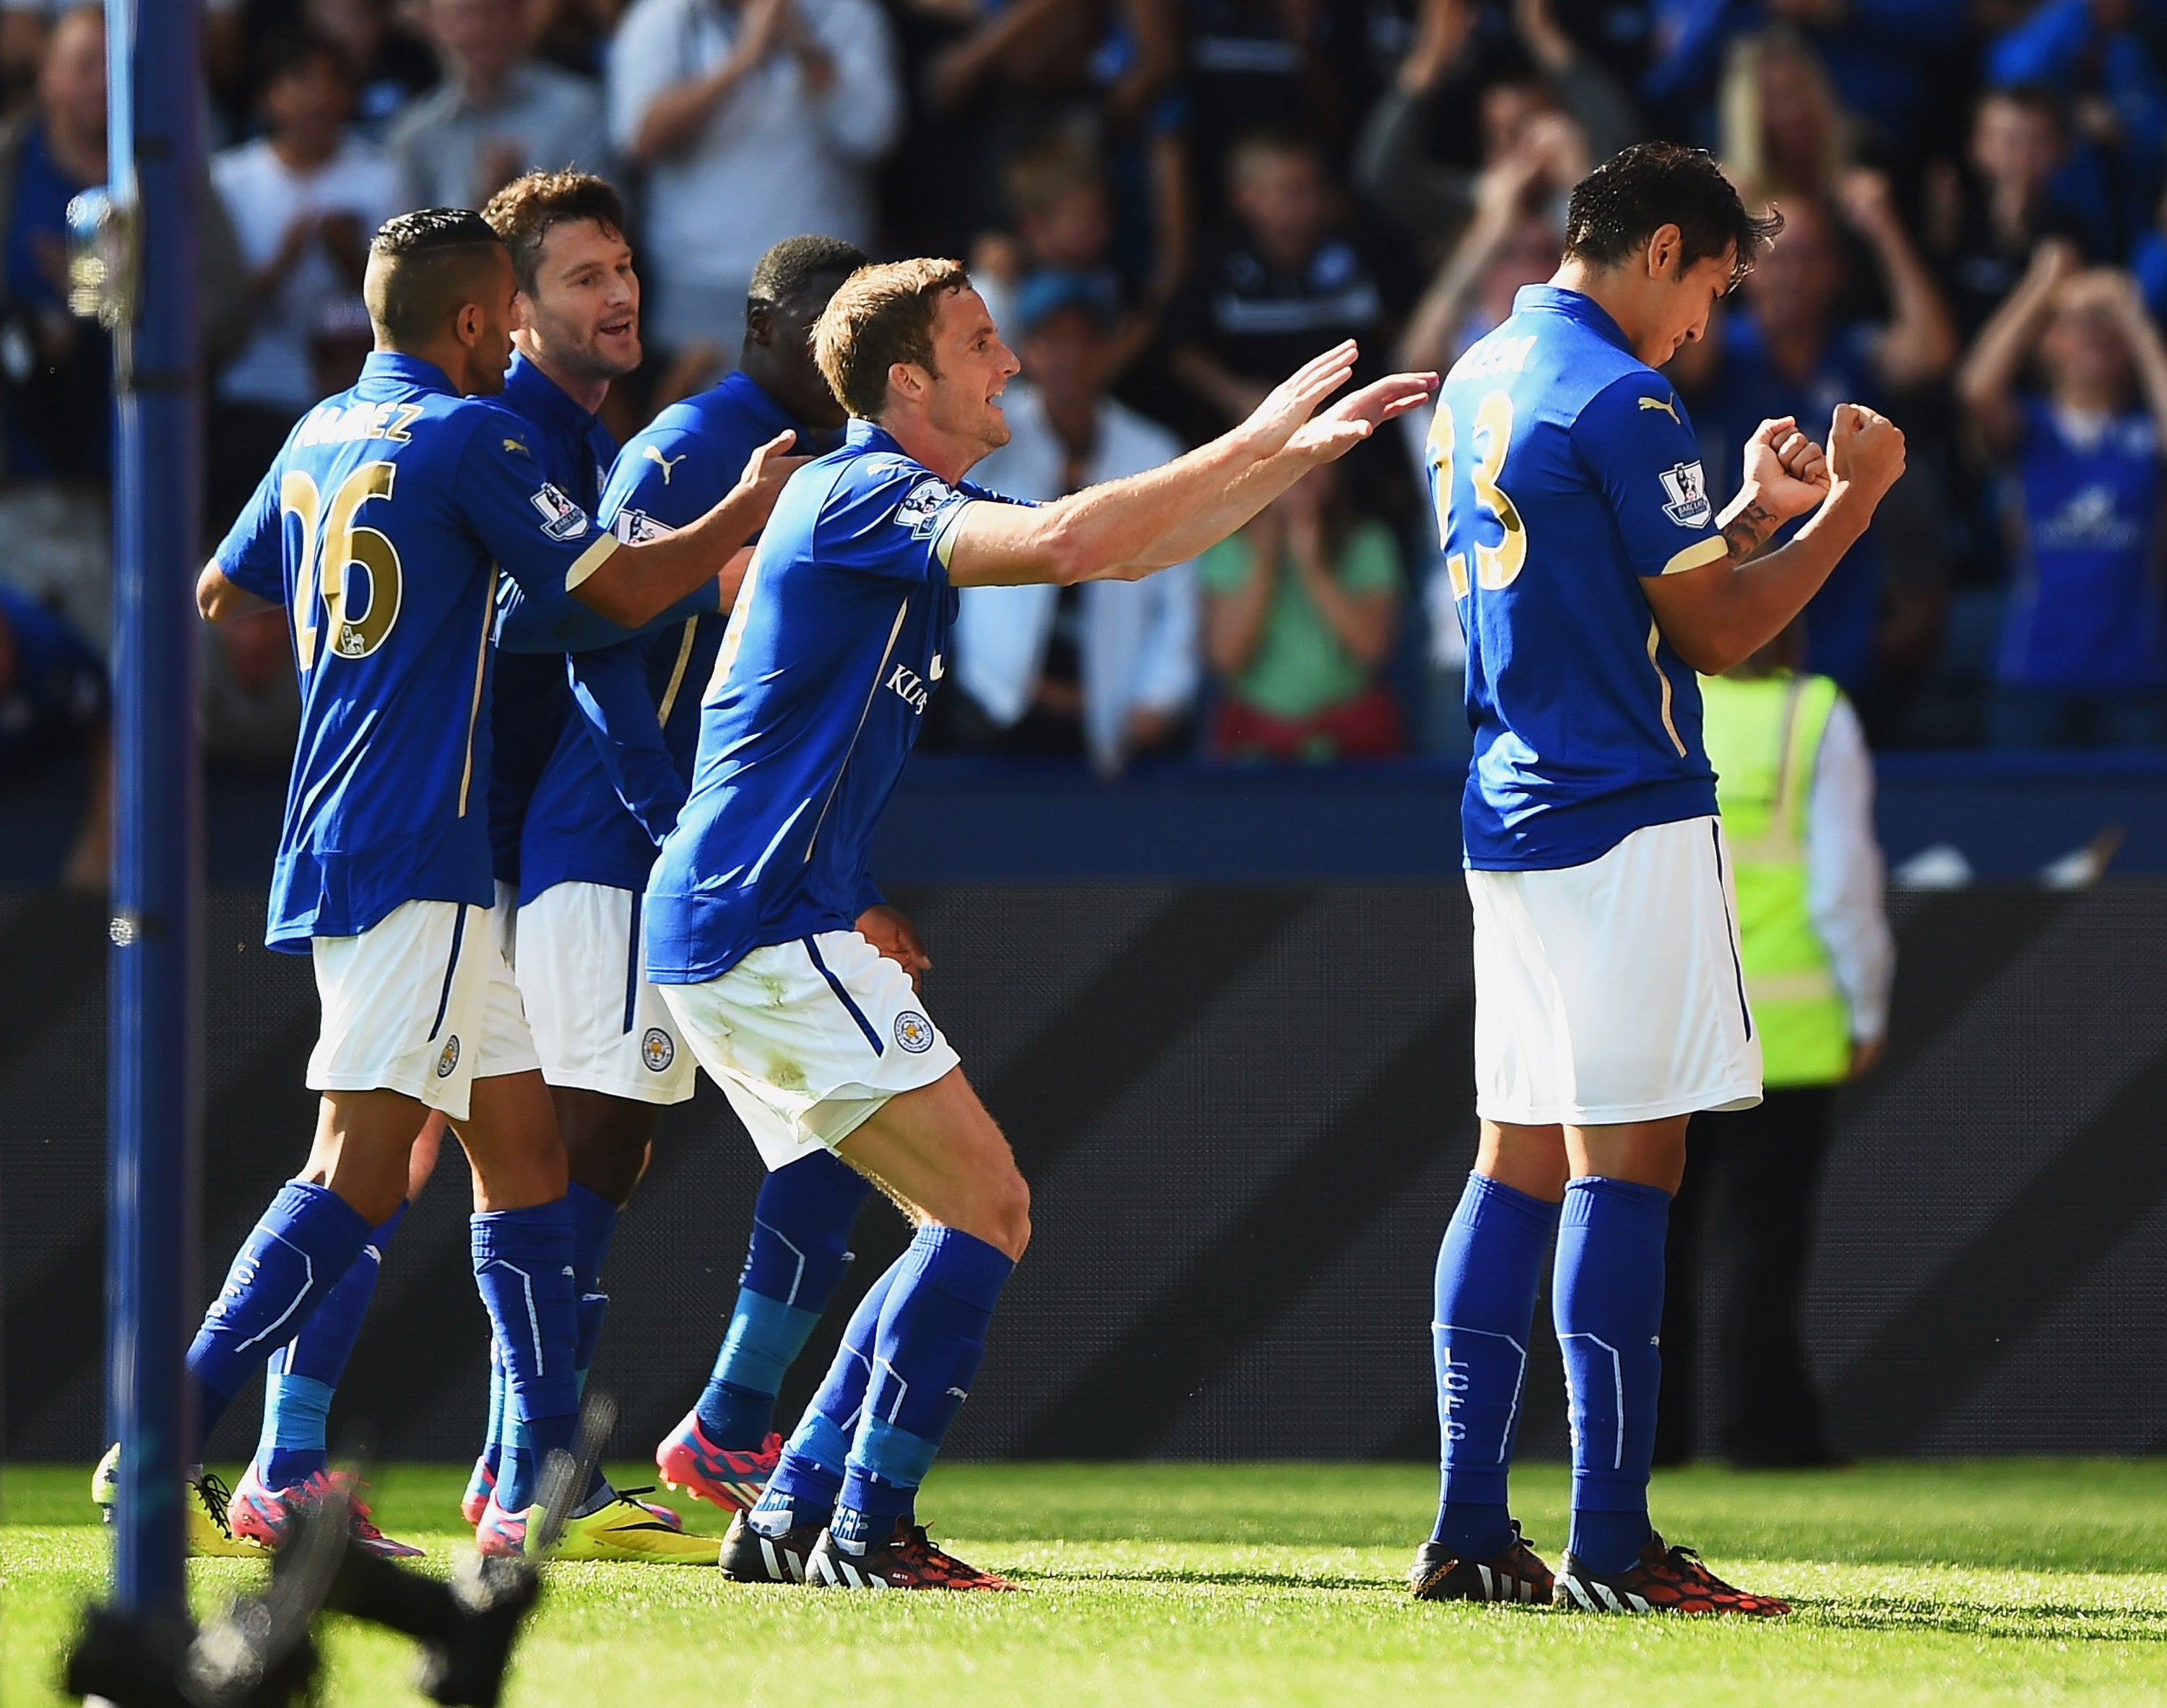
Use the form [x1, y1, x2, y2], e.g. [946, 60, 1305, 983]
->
[1427, 390, 1528, 599]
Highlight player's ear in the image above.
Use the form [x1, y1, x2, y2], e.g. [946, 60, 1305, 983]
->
[454, 300, 485, 347]
[1646, 223, 1683, 281]
[887, 360, 923, 404]
[746, 303, 774, 349]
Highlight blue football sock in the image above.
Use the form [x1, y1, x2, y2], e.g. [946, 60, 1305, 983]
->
[831, 1227, 1013, 1553]
[256, 1202, 407, 1486]
[472, 1201, 580, 1513]
[188, 1182, 372, 1456]
[1431, 1172, 1560, 1560]
[751, 1254, 899, 1535]
[566, 1182, 618, 1397]
[699, 1151, 872, 1448]
[479, 1336, 506, 1475]
[1555, 1175, 1670, 1576]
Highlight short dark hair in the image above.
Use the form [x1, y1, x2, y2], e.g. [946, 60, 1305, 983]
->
[364, 208, 506, 345]
[1562, 142, 1782, 288]
[1980, 82, 2066, 134]
[814, 257, 972, 418]
[256, 29, 350, 92]
[749, 235, 870, 312]
[481, 171, 628, 296]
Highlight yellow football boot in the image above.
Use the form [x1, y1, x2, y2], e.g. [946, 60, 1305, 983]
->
[542, 1491, 719, 1563]
[92, 1442, 264, 1558]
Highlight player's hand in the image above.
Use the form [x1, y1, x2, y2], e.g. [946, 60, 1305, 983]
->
[856, 904, 931, 992]
[731, 429, 809, 524]
[1740, 414, 1829, 521]
[1240, 340, 1361, 458]
[1825, 403, 1906, 506]
[1284, 369, 1439, 463]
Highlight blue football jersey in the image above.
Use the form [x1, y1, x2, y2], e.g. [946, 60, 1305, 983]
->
[1432, 285, 1724, 870]
[644, 419, 1024, 983]
[516, 370, 823, 905]
[1999, 397, 2167, 690]
[215, 351, 623, 950]
[485, 351, 620, 890]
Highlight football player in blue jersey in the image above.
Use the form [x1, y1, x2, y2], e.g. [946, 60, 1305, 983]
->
[1411, 143, 1906, 1617]
[148, 208, 801, 1561]
[504, 233, 894, 1526]
[641, 256, 1436, 1590]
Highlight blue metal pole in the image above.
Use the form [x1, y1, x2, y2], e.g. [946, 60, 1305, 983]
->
[103, 0, 203, 1618]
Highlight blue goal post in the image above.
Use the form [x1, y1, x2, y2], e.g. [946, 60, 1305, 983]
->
[97, 0, 205, 1616]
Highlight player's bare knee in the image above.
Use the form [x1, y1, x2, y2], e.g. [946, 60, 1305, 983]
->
[982, 1164, 1031, 1260]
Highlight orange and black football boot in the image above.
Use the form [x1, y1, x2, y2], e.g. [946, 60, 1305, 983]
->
[805, 1518, 1016, 1591]
[1553, 1532, 1789, 1616]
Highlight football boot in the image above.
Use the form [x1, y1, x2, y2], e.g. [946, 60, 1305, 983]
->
[474, 1494, 530, 1559]
[93, 1444, 261, 1559]
[460, 1456, 497, 1527]
[1553, 1532, 1789, 1616]
[719, 1510, 827, 1583]
[804, 1518, 1015, 1591]
[544, 1490, 719, 1563]
[1409, 1522, 1554, 1604]
[655, 1413, 782, 1513]
[228, 1462, 423, 1559]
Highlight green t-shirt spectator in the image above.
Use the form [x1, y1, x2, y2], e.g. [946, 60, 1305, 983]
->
[1198, 518, 1402, 721]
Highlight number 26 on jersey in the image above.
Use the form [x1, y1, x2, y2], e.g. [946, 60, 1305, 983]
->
[1427, 390, 1527, 599]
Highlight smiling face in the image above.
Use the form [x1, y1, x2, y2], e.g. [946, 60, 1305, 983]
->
[904, 285, 1021, 459]
[518, 216, 641, 388]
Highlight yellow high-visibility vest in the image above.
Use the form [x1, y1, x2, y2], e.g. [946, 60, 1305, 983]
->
[1700, 669, 1852, 1088]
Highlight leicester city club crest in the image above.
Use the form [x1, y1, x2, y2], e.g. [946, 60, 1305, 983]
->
[642, 1027, 675, 1072]
[894, 1011, 935, 1054]
[435, 1035, 460, 1078]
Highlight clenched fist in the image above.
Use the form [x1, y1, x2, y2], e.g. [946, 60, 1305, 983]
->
[1827, 404, 1906, 506]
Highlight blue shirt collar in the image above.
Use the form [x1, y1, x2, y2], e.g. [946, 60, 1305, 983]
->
[846, 417, 907, 458]
[502, 350, 600, 438]
[358, 350, 455, 395]
[1511, 284, 1633, 355]
[717, 368, 803, 438]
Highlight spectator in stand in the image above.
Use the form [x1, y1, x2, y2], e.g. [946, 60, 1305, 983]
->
[1958, 245, 2167, 748]
[1674, 178, 1955, 695]
[209, 33, 400, 534]
[1986, 0, 2166, 252]
[200, 606, 303, 776]
[1927, 84, 2099, 340]
[303, 0, 441, 139]
[1167, 129, 1402, 430]
[1200, 459, 1405, 763]
[1718, 29, 1851, 212]
[972, 132, 1161, 382]
[1354, 0, 1636, 259]
[0, 6, 245, 652]
[609, 0, 901, 366]
[1645, 0, 1967, 162]
[0, 580, 107, 886]
[388, 0, 611, 212]
[946, 272, 1199, 774]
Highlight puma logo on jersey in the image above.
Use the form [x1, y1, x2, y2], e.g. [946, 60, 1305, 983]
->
[644, 445, 689, 483]
[1639, 395, 1682, 423]
[502, 437, 530, 456]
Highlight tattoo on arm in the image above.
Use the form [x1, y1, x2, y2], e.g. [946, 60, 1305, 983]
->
[1721, 500, 1780, 565]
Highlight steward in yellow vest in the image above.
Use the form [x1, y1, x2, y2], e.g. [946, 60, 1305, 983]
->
[1699, 668, 1851, 1087]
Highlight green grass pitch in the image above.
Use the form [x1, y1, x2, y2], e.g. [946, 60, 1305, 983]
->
[5, 1460, 2166, 1705]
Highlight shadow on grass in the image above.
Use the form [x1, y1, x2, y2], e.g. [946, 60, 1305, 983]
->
[1783, 1596, 2167, 1643]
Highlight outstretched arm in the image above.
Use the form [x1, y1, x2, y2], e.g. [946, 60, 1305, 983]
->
[943, 343, 1436, 587]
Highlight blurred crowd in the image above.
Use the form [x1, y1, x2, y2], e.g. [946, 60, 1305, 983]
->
[9, 0, 2167, 805]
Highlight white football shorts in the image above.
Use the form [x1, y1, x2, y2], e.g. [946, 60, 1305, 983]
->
[659, 929, 959, 1172]
[516, 880, 696, 1106]
[307, 899, 540, 1124]
[1467, 814, 1763, 1127]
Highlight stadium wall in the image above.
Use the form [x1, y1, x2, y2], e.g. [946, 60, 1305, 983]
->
[4, 883, 2165, 1465]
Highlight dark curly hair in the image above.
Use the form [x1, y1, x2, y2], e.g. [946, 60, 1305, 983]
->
[1563, 142, 1783, 289]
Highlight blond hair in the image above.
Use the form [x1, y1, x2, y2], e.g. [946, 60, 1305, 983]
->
[1719, 29, 1850, 209]
[813, 258, 972, 419]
